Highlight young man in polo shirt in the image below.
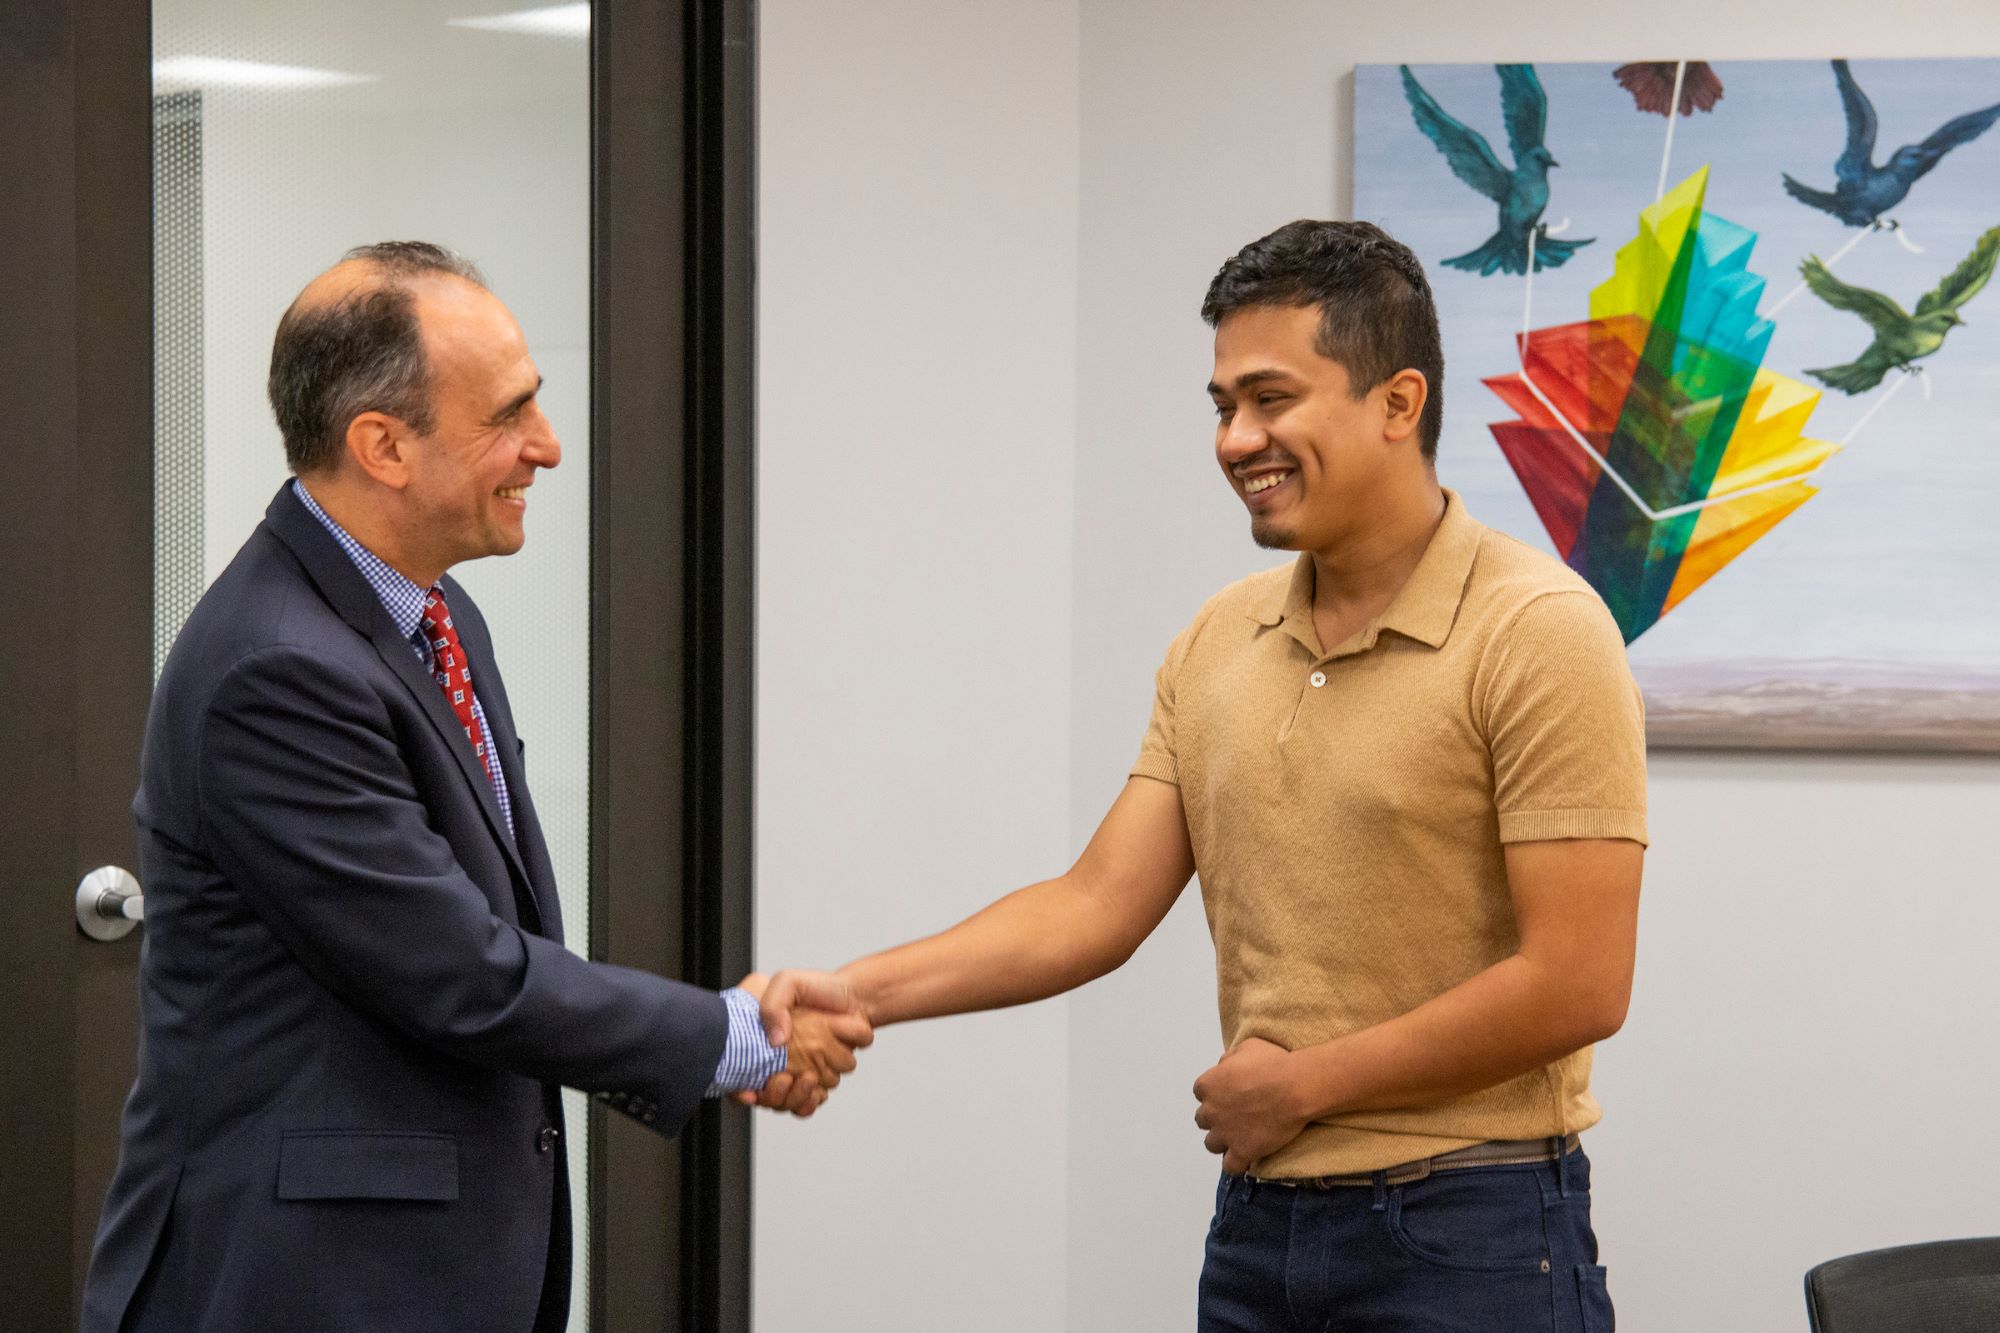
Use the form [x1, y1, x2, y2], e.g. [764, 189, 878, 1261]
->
[757, 219, 1647, 1331]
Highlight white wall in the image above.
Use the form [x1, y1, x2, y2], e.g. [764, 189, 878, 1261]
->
[758, 3, 2000, 1330]
[753, 1, 1080, 1328]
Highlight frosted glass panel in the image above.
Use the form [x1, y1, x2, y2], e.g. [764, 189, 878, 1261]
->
[150, 3, 592, 1326]
[153, 89, 203, 679]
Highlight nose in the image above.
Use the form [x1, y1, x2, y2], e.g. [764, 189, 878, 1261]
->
[1215, 411, 1266, 466]
[522, 404, 562, 470]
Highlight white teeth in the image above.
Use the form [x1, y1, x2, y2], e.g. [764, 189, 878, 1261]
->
[1243, 472, 1291, 494]
[496, 486, 525, 500]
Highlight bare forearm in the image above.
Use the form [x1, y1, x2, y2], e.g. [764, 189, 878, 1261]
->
[1289, 953, 1626, 1120]
[827, 778, 1193, 1029]
[840, 874, 1136, 1027]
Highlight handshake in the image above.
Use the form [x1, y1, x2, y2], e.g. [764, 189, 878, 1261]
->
[731, 969, 875, 1117]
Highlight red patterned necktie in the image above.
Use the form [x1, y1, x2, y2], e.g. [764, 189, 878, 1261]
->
[419, 587, 500, 793]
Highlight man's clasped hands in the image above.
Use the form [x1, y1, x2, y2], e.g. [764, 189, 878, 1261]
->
[729, 970, 874, 1117]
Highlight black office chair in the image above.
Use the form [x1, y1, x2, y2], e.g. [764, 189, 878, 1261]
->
[1805, 1237, 2000, 1332]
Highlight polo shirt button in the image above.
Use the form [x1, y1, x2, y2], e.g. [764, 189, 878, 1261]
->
[1309, 671, 1326, 688]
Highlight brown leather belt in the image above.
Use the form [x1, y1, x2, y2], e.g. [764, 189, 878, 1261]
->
[1252, 1133, 1581, 1189]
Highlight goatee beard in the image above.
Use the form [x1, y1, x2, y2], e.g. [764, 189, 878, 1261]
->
[1250, 517, 1290, 550]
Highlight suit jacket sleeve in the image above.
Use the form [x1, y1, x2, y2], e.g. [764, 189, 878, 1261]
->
[196, 642, 727, 1134]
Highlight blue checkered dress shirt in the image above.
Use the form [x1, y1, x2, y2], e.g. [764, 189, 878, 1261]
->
[290, 480, 783, 1096]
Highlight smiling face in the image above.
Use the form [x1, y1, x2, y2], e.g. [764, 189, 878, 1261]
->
[1209, 303, 1414, 554]
[400, 276, 560, 572]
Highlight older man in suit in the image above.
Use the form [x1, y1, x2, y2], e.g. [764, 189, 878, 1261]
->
[81, 242, 864, 1333]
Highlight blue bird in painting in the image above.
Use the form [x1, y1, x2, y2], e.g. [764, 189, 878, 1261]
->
[1782, 60, 2000, 228]
[1400, 63, 1593, 276]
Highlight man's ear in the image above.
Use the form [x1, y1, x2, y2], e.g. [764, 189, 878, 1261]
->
[345, 412, 413, 490]
[1380, 369, 1428, 444]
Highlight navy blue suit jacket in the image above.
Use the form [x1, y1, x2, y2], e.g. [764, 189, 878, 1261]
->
[82, 485, 727, 1333]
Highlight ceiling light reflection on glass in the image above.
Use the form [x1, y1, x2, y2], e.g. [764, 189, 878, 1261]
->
[448, 4, 591, 38]
[152, 56, 379, 92]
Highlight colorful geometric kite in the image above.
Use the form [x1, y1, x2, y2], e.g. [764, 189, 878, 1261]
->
[1485, 167, 1839, 642]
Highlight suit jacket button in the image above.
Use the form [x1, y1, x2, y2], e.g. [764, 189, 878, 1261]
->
[538, 1125, 560, 1153]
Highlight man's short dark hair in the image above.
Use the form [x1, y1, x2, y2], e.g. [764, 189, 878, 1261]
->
[1200, 220, 1445, 462]
[268, 241, 487, 474]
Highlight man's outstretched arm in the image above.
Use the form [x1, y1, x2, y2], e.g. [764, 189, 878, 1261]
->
[1193, 836, 1644, 1173]
[759, 776, 1195, 1039]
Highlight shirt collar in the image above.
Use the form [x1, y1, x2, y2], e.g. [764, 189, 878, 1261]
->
[290, 478, 433, 644]
[1246, 488, 1483, 653]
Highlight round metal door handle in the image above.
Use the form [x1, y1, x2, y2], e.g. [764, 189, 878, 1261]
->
[76, 866, 144, 942]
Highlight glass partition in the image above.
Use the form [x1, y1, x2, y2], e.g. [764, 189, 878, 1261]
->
[150, 3, 593, 1324]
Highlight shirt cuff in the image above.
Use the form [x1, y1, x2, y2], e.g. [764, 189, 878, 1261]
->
[705, 987, 787, 1098]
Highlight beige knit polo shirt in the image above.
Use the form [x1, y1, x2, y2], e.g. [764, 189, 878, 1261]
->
[1132, 489, 1647, 1178]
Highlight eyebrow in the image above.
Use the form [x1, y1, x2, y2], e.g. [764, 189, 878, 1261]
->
[491, 375, 544, 422]
[1206, 369, 1293, 397]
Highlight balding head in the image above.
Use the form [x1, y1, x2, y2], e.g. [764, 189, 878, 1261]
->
[268, 242, 487, 475]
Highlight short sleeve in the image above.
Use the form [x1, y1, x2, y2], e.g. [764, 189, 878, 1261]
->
[1131, 610, 1211, 788]
[1479, 590, 1648, 846]
[1130, 647, 1182, 787]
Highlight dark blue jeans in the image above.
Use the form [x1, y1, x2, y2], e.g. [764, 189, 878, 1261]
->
[1197, 1145, 1612, 1332]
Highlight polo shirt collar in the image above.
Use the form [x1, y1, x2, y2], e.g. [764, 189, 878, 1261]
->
[1246, 488, 1482, 653]
[1246, 549, 1315, 631]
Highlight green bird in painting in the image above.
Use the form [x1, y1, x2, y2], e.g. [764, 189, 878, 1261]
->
[1801, 225, 2000, 393]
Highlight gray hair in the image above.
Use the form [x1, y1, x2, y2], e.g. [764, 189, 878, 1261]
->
[267, 241, 487, 474]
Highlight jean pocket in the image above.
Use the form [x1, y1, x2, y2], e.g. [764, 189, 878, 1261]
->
[1576, 1264, 1614, 1332]
[1207, 1172, 1238, 1242]
[1385, 1168, 1551, 1273]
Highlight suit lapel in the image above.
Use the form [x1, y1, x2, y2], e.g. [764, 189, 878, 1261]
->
[440, 576, 561, 943]
[262, 486, 541, 924]
[372, 623, 542, 926]
[474, 696, 558, 934]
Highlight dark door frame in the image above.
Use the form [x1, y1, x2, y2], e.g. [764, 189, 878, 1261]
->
[591, 0, 757, 1329]
[0, 0, 757, 1326]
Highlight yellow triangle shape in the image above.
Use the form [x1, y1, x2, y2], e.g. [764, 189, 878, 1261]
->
[1664, 481, 1817, 613]
[1591, 166, 1710, 324]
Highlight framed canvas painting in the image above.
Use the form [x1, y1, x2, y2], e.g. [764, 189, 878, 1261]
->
[1354, 58, 2000, 750]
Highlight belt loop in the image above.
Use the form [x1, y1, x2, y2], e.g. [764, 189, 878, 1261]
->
[1370, 1170, 1388, 1213]
[1553, 1135, 1570, 1198]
